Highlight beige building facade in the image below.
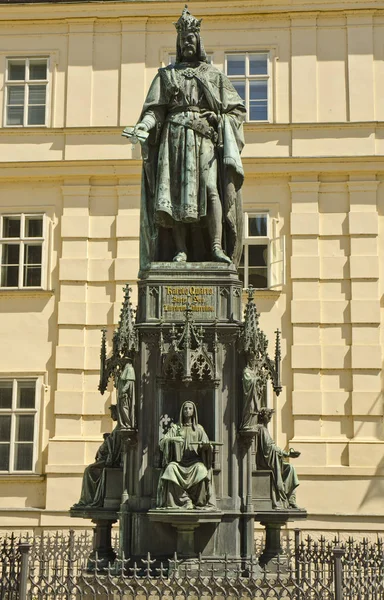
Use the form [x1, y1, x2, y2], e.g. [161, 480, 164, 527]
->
[0, 0, 383, 535]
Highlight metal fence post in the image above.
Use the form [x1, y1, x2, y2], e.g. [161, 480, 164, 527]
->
[18, 542, 31, 600]
[333, 546, 345, 600]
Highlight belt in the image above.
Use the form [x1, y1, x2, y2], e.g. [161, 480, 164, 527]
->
[168, 114, 218, 144]
[169, 106, 203, 114]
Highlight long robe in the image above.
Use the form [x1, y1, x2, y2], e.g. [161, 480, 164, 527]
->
[157, 422, 215, 509]
[139, 61, 246, 271]
[72, 427, 122, 508]
[240, 364, 261, 430]
[116, 361, 136, 430]
[256, 425, 299, 509]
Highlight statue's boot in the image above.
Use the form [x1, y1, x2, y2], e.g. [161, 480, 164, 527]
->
[173, 251, 187, 262]
[288, 494, 301, 510]
[212, 245, 231, 264]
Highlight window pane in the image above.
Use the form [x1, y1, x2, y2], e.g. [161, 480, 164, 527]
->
[248, 215, 267, 237]
[24, 244, 42, 265]
[0, 445, 10, 470]
[238, 247, 245, 287]
[28, 106, 46, 126]
[249, 267, 268, 289]
[16, 415, 34, 442]
[8, 86, 25, 105]
[17, 382, 36, 409]
[248, 244, 268, 267]
[250, 80, 268, 101]
[29, 60, 47, 80]
[8, 61, 25, 81]
[0, 416, 11, 441]
[249, 53, 268, 75]
[7, 107, 24, 126]
[2, 216, 20, 238]
[14, 444, 33, 471]
[249, 102, 268, 121]
[28, 85, 46, 105]
[23, 266, 42, 287]
[2, 244, 20, 265]
[227, 55, 245, 76]
[0, 383, 12, 409]
[25, 217, 43, 238]
[1, 265, 19, 287]
[232, 80, 245, 103]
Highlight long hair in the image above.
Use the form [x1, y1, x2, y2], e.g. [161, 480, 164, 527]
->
[179, 400, 198, 431]
[175, 33, 208, 64]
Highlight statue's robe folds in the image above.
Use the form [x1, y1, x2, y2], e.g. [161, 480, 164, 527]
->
[157, 423, 216, 509]
[256, 425, 299, 509]
[240, 364, 261, 431]
[139, 62, 246, 270]
[117, 361, 136, 430]
[73, 427, 122, 508]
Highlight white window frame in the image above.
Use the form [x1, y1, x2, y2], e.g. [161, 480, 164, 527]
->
[4, 56, 50, 128]
[241, 212, 270, 289]
[0, 378, 40, 474]
[0, 213, 47, 289]
[225, 52, 271, 122]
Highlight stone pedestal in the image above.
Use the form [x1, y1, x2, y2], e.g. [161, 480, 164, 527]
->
[148, 510, 222, 558]
[69, 508, 118, 569]
[257, 510, 307, 571]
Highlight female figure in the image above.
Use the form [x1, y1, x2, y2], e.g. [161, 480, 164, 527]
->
[157, 401, 216, 510]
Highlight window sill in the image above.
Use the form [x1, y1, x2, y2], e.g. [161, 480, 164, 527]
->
[241, 288, 281, 298]
[0, 474, 44, 482]
[0, 288, 54, 298]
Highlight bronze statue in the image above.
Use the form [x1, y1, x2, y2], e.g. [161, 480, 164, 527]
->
[157, 400, 216, 510]
[116, 359, 136, 430]
[132, 6, 246, 269]
[256, 408, 301, 509]
[72, 405, 122, 508]
[240, 353, 264, 431]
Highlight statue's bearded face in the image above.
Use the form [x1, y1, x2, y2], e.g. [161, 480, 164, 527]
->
[180, 32, 198, 60]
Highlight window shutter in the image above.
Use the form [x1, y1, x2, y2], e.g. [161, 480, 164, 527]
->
[269, 233, 285, 289]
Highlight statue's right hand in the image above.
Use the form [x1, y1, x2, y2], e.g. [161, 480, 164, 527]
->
[134, 122, 149, 134]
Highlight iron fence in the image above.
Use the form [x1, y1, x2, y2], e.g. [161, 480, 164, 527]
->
[0, 530, 383, 600]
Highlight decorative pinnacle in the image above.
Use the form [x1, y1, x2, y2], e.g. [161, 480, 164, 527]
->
[246, 285, 255, 303]
[174, 5, 202, 34]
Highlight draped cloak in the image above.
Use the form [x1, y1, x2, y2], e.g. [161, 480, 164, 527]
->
[256, 425, 299, 509]
[157, 404, 215, 509]
[139, 61, 246, 271]
[72, 427, 122, 508]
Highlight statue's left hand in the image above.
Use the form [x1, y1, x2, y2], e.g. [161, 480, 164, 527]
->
[201, 111, 218, 128]
[199, 442, 212, 450]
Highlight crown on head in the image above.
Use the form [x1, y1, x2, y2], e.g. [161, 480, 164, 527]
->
[174, 5, 202, 34]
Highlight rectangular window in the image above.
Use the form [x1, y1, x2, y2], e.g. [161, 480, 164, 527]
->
[0, 214, 45, 289]
[226, 53, 269, 122]
[0, 379, 39, 473]
[239, 212, 285, 290]
[239, 213, 269, 289]
[4, 57, 49, 127]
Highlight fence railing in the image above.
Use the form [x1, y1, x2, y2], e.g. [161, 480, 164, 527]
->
[0, 530, 383, 600]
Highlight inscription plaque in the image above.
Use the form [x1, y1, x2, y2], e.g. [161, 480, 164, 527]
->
[162, 285, 216, 320]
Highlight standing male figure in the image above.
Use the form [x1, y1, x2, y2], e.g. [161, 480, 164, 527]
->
[134, 6, 246, 270]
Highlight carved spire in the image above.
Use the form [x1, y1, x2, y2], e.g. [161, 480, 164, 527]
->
[242, 284, 282, 397]
[98, 285, 138, 395]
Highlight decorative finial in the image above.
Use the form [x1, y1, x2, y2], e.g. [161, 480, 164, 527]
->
[174, 5, 202, 34]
